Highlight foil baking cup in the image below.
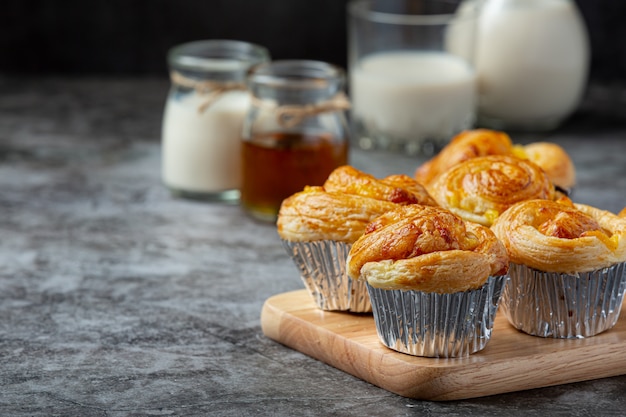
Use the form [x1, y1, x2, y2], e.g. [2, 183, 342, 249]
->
[366, 275, 507, 358]
[281, 240, 371, 312]
[502, 262, 626, 338]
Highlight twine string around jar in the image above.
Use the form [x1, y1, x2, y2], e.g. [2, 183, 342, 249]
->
[170, 70, 247, 114]
[254, 93, 351, 129]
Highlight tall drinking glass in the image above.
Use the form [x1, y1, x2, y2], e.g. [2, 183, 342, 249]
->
[348, 0, 478, 156]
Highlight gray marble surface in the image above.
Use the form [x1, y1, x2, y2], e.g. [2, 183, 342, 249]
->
[1, 76, 625, 416]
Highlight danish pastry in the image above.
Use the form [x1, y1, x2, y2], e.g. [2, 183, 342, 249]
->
[346, 205, 509, 293]
[414, 129, 576, 191]
[323, 165, 436, 206]
[492, 199, 626, 338]
[277, 165, 437, 313]
[521, 142, 576, 191]
[427, 155, 555, 226]
[414, 129, 513, 186]
[491, 199, 626, 273]
[277, 186, 399, 243]
[278, 165, 436, 242]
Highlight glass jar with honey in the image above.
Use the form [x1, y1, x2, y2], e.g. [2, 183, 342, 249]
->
[241, 60, 351, 222]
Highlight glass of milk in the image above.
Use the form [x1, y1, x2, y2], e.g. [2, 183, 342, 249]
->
[161, 40, 270, 202]
[347, 0, 478, 155]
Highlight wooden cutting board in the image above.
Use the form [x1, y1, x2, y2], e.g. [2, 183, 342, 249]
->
[260, 289, 626, 401]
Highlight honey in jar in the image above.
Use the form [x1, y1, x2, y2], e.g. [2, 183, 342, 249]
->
[241, 132, 348, 221]
[241, 60, 351, 222]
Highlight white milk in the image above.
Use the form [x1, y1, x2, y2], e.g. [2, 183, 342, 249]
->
[161, 90, 250, 193]
[350, 51, 476, 141]
[475, 0, 589, 126]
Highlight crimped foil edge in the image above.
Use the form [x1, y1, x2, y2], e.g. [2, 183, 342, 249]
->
[366, 275, 507, 358]
[502, 262, 626, 338]
[282, 240, 371, 312]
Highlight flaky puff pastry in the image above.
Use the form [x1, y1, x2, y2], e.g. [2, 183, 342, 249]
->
[323, 165, 436, 206]
[277, 186, 400, 243]
[415, 129, 513, 186]
[619, 207, 626, 218]
[278, 166, 438, 243]
[414, 129, 576, 190]
[346, 205, 509, 293]
[491, 199, 626, 273]
[428, 155, 555, 226]
[520, 142, 576, 191]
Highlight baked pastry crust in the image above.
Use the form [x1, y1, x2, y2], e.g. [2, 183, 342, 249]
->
[414, 129, 576, 190]
[415, 129, 513, 186]
[277, 186, 400, 243]
[278, 166, 437, 243]
[491, 199, 626, 273]
[521, 142, 576, 191]
[619, 207, 626, 218]
[324, 165, 436, 206]
[346, 205, 509, 293]
[427, 155, 555, 226]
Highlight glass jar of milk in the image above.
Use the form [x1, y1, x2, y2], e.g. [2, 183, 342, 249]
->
[161, 40, 270, 202]
[475, 0, 590, 131]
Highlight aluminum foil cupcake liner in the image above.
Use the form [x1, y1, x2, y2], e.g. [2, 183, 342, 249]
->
[281, 240, 371, 312]
[502, 262, 626, 338]
[366, 275, 507, 358]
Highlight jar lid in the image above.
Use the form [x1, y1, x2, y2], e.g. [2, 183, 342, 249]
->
[248, 60, 345, 91]
[168, 39, 270, 77]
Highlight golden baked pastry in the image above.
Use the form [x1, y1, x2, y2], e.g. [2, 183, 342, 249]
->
[323, 165, 436, 206]
[415, 129, 513, 186]
[278, 166, 438, 243]
[414, 129, 576, 191]
[619, 207, 626, 218]
[520, 142, 576, 191]
[491, 199, 626, 273]
[277, 186, 399, 243]
[346, 205, 509, 293]
[427, 155, 555, 226]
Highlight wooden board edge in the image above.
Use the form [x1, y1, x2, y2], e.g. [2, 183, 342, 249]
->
[260, 290, 626, 401]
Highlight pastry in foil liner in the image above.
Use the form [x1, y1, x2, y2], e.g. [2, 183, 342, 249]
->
[502, 262, 626, 338]
[366, 275, 507, 358]
[281, 240, 371, 312]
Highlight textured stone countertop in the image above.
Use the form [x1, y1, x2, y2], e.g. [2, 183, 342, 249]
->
[1, 76, 626, 416]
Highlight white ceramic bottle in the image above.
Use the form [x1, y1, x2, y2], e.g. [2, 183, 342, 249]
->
[475, 0, 590, 131]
